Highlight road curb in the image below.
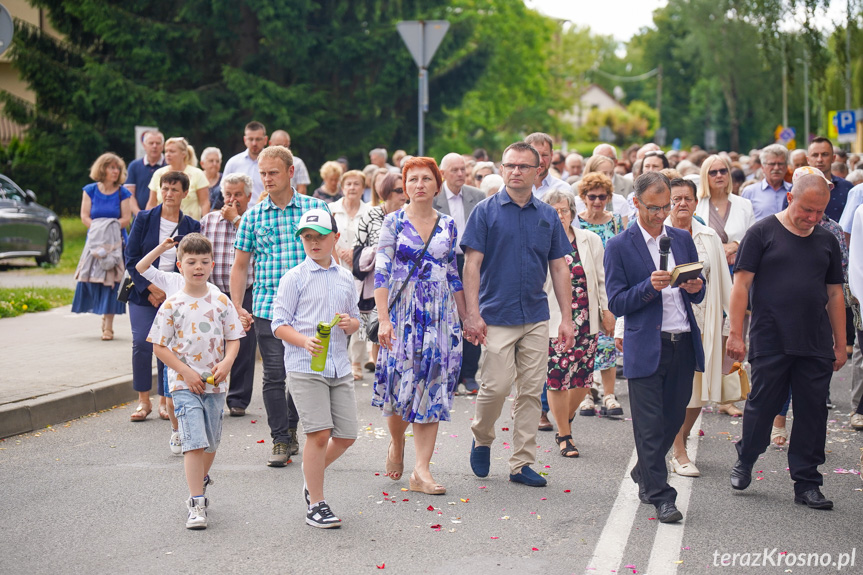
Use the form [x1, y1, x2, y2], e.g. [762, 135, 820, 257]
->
[0, 372, 155, 439]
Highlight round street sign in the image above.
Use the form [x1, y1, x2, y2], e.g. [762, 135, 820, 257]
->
[0, 3, 13, 57]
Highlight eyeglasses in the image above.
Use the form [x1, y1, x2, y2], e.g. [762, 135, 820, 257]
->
[501, 163, 538, 172]
[708, 168, 729, 177]
[392, 188, 404, 194]
[586, 194, 608, 202]
[644, 150, 666, 157]
[475, 174, 485, 182]
[554, 207, 572, 216]
[642, 203, 672, 214]
[671, 196, 695, 205]
[764, 162, 787, 168]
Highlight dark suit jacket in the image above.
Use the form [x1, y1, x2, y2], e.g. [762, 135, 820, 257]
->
[124, 205, 200, 307]
[433, 185, 485, 222]
[604, 224, 705, 379]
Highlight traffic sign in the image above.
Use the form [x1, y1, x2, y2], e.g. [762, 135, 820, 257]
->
[397, 21, 449, 69]
[837, 109, 857, 144]
[0, 3, 13, 57]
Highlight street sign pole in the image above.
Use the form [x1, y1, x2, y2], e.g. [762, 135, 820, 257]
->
[398, 20, 449, 157]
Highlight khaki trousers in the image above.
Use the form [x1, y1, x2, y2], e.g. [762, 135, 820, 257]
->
[471, 321, 548, 474]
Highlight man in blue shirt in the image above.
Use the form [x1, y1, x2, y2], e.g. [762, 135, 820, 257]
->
[741, 144, 792, 221]
[808, 137, 853, 223]
[462, 141, 574, 488]
[126, 130, 165, 214]
[223, 121, 268, 204]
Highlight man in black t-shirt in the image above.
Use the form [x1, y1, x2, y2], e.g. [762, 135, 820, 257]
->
[727, 173, 846, 510]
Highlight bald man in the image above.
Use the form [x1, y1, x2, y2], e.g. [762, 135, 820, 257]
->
[727, 173, 845, 510]
[269, 130, 310, 195]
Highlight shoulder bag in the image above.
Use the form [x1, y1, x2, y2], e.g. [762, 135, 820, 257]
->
[367, 213, 441, 343]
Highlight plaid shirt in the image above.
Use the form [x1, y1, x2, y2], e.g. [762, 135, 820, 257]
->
[234, 192, 329, 319]
[200, 211, 253, 294]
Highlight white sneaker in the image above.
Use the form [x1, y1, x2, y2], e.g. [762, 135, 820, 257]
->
[170, 431, 182, 455]
[185, 496, 208, 529]
[306, 500, 341, 529]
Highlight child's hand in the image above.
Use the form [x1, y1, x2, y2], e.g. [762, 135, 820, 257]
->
[183, 367, 205, 394]
[337, 313, 352, 330]
[159, 236, 177, 252]
[212, 360, 233, 385]
[304, 336, 323, 356]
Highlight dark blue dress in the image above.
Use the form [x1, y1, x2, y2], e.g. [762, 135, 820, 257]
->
[71, 183, 131, 315]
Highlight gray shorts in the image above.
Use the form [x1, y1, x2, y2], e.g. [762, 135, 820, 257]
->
[288, 372, 358, 439]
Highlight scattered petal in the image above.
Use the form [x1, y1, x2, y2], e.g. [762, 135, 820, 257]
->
[376, 563, 385, 569]
[250, 420, 257, 423]
[564, 489, 571, 493]
[256, 439, 265, 443]
[540, 497, 547, 500]
[490, 536, 499, 539]
[427, 505, 435, 511]
[460, 498, 469, 503]
[502, 427, 510, 431]
[531, 547, 539, 551]
[383, 492, 389, 496]
[401, 488, 409, 491]
[430, 524, 441, 529]
[478, 486, 488, 489]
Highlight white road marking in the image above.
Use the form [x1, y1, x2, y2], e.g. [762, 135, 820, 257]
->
[585, 447, 640, 573]
[646, 412, 703, 573]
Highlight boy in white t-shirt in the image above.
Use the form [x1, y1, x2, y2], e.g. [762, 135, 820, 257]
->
[136, 238, 251, 456]
[147, 234, 244, 529]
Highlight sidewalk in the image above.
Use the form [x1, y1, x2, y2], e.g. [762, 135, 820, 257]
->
[0, 271, 150, 438]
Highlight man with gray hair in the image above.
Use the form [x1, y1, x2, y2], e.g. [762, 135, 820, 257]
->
[435, 152, 486, 395]
[741, 144, 792, 221]
[728, 172, 845, 510]
[594, 143, 633, 199]
[790, 148, 808, 170]
[565, 153, 584, 184]
[525, 132, 572, 200]
[126, 130, 166, 214]
[369, 147, 398, 172]
[200, 172, 257, 416]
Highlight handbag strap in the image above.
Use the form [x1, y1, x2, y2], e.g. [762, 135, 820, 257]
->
[388, 213, 441, 312]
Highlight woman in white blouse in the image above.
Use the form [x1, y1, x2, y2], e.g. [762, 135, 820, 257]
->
[695, 154, 755, 417]
[332, 169, 371, 379]
[695, 155, 756, 268]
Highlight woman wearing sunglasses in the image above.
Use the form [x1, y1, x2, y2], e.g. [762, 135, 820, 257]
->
[695, 155, 755, 269]
[695, 154, 755, 418]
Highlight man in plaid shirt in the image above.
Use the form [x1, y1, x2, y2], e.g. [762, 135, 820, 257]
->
[231, 145, 330, 467]
[201, 172, 256, 418]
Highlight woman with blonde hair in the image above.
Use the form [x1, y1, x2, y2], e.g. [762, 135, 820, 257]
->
[72, 153, 133, 340]
[145, 137, 210, 218]
[313, 161, 344, 203]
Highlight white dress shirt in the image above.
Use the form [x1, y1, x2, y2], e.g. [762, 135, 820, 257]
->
[637, 222, 690, 333]
[532, 174, 571, 200]
[444, 182, 466, 254]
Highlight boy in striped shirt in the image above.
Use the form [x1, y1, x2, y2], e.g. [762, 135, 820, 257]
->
[272, 208, 360, 528]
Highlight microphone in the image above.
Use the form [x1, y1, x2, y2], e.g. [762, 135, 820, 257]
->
[659, 236, 671, 272]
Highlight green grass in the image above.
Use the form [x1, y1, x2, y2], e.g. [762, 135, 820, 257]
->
[0, 287, 75, 318]
[46, 216, 88, 274]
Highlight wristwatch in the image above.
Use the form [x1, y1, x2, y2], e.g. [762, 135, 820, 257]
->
[232, 215, 241, 225]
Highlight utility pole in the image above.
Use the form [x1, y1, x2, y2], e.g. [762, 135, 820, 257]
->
[847, 0, 853, 110]
[782, 37, 788, 128]
[803, 49, 810, 145]
[656, 65, 662, 129]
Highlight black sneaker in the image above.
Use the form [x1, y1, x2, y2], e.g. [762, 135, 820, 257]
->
[288, 428, 300, 456]
[306, 501, 342, 528]
[267, 442, 291, 467]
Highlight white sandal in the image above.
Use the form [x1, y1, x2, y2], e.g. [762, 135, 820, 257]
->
[771, 425, 788, 447]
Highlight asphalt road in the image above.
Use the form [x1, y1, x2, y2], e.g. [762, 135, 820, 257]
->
[1, 366, 862, 575]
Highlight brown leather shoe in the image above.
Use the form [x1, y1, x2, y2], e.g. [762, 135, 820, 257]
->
[538, 411, 553, 431]
[229, 406, 245, 417]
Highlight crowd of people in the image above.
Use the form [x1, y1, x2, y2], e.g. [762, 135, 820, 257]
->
[66, 121, 863, 530]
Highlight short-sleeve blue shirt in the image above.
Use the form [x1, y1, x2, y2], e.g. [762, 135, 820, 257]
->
[126, 157, 165, 210]
[460, 188, 572, 326]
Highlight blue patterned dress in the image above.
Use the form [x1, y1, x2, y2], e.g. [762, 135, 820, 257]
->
[372, 210, 463, 423]
[578, 213, 623, 371]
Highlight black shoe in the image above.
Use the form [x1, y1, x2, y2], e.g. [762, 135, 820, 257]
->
[229, 406, 245, 417]
[794, 488, 834, 510]
[656, 501, 683, 523]
[730, 459, 753, 490]
[306, 501, 342, 528]
[638, 482, 650, 505]
[288, 428, 300, 456]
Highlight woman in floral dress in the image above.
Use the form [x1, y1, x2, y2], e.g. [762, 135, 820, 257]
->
[577, 172, 625, 417]
[373, 157, 466, 495]
[543, 189, 613, 457]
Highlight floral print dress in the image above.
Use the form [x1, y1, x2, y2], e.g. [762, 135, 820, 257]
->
[547, 239, 597, 390]
[372, 210, 463, 423]
[578, 213, 623, 371]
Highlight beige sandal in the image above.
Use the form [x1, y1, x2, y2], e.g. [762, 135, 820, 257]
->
[771, 425, 788, 447]
[409, 472, 446, 495]
[101, 317, 113, 340]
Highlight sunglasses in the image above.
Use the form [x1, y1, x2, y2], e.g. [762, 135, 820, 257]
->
[708, 168, 729, 177]
[586, 194, 608, 202]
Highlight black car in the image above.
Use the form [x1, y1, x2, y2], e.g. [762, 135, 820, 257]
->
[0, 174, 63, 266]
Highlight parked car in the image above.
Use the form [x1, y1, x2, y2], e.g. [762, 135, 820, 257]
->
[0, 174, 63, 266]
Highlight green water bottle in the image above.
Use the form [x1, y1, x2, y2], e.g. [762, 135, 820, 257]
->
[310, 315, 341, 372]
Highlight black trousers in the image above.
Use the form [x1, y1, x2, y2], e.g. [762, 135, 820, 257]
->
[226, 286, 257, 409]
[736, 353, 832, 494]
[628, 335, 695, 505]
[456, 253, 480, 381]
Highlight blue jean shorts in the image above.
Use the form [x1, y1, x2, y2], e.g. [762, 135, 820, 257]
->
[172, 390, 225, 453]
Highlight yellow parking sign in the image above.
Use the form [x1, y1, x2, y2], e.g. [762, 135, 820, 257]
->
[829, 110, 838, 139]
